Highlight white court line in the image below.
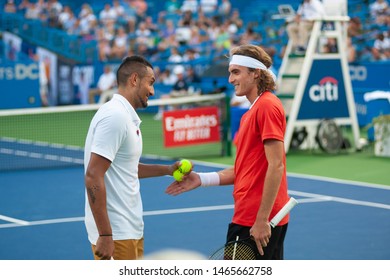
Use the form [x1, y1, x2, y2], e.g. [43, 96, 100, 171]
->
[1, 191, 389, 229]
[289, 190, 390, 209]
[143, 204, 234, 216]
[0, 215, 30, 226]
[0, 206, 235, 229]
[0, 137, 84, 164]
[174, 160, 390, 190]
[287, 172, 390, 190]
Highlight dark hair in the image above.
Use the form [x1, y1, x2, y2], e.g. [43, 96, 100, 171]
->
[230, 44, 276, 93]
[116, 55, 153, 87]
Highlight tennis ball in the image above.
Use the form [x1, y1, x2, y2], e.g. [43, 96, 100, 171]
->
[178, 159, 192, 174]
[173, 169, 184, 182]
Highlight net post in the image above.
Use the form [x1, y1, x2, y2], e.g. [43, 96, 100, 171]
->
[222, 93, 232, 157]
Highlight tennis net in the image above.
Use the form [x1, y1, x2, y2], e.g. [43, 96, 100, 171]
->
[0, 93, 230, 171]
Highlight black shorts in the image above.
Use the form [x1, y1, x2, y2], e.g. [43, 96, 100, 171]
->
[226, 222, 288, 260]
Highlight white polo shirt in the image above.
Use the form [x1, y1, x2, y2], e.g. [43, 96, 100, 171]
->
[84, 94, 143, 244]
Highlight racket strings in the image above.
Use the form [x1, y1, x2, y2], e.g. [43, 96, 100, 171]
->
[209, 241, 258, 260]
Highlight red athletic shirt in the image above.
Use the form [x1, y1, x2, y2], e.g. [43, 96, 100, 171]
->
[232, 91, 289, 227]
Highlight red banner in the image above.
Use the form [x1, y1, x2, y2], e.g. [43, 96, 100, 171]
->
[163, 106, 221, 147]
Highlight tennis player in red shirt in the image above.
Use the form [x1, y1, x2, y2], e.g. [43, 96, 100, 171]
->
[166, 44, 290, 260]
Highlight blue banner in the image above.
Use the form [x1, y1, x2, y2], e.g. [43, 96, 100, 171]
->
[297, 59, 349, 120]
[350, 62, 390, 91]
[0, 61, 41, 109]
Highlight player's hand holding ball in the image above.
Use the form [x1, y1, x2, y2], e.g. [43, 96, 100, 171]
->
[173, 159, 192, 181]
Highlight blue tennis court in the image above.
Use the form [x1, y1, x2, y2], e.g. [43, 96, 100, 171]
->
[0, 158, 389, 260]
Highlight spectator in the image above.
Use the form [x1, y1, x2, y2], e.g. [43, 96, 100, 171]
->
[183, 48, 200, 62]
[176, 20, 192, 46]
[89, 65, 117, 103]
[58, 5, 72, 29]
[240, 25, 262, 45]
[322, 38, 338, 53]
[38, 56, 49, 107]
[168, 47, 183, 63]
[77, 71, 91, 105]
[214, 22, 232, 53]
[99, 3, 117, 25]
[230, 9, 244, 31]
[144, 16, 158, 33]
[346, 37, 357, 63]
[112, 0, 125, 18]
[47, 0, 62, 15]
[181, 0, 198, 13]
[161, 68, 177, 86]
[61, 9, 77, 32]
[347, 17, 364, 39]
[218, 0, 231, 19]
[184, 66, 201, 85]
[154, 66, 189, 120]
[78, 4, 97, 37]
[96, 28, 112, 61]
[4, 0, 17, 13]
[230, 92, 250, 141]
[24, 1, 42, 19]
[370, 0, 389, 22]
[286, 0, 326, 54]
[133, 42, 153, 58]
[46, 0, 63, 28]
[160, 19, 176, 40]
[130, 0, 148, 21]
[207, 17, 220, 41]
[67, 17, 82, 35]
[164, 0, 180, 14]
[199, 0, 217, 16]
[230, 93, 251, 109]
[154, 34, 178, 61]
[110, 27, 128, 60]
[121, 0, 137, 33]
[187, 26, 203, 46]
[371, 32, 390, 60]
[17, 0, 30, 14]
[171, 67, 190, 96]
[135, 21, 152, 46]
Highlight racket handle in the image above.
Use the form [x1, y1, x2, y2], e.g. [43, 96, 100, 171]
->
[270, 197, 298, 228]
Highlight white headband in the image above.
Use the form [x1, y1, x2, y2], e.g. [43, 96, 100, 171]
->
[229, 55, 276, 82]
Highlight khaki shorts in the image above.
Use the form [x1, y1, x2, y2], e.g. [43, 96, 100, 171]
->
[91, 238, 144, 260]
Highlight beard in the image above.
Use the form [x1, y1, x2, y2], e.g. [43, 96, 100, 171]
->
[138, 93, 148, 108]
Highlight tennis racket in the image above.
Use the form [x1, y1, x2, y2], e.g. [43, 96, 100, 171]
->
[209, 197, 298, 260]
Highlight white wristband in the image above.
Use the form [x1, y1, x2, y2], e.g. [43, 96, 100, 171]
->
[197, 172, 220, 187]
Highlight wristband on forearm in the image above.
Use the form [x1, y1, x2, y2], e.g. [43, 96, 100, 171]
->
[197, 172, 220, 187]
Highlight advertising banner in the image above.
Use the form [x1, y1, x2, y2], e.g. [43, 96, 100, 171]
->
[57, 57, 74, 105]
[350, 62, 390, 90]
[297, 59, 349, 120]
[0, 61, 40, 109]
[163, 106, 220, 147]
[36, 47, 57, 106]
[2, 32, 22, 61]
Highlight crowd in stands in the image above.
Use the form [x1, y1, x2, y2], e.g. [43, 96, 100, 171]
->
[2, 0, 390, 62]
[2, 0, 284, 67]
[2, 0, 389, 65]
[2, 0, 389, 101]
[347, 0, 389, 62]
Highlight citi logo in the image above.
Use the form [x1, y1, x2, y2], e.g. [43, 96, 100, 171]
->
[309, 77, 338, 102]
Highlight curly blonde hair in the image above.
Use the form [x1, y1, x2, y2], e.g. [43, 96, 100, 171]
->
[229, 44, 276, 94]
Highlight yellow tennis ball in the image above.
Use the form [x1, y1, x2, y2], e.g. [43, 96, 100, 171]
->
[173, 169, 184, 182]
[179, 159, 192, 174]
